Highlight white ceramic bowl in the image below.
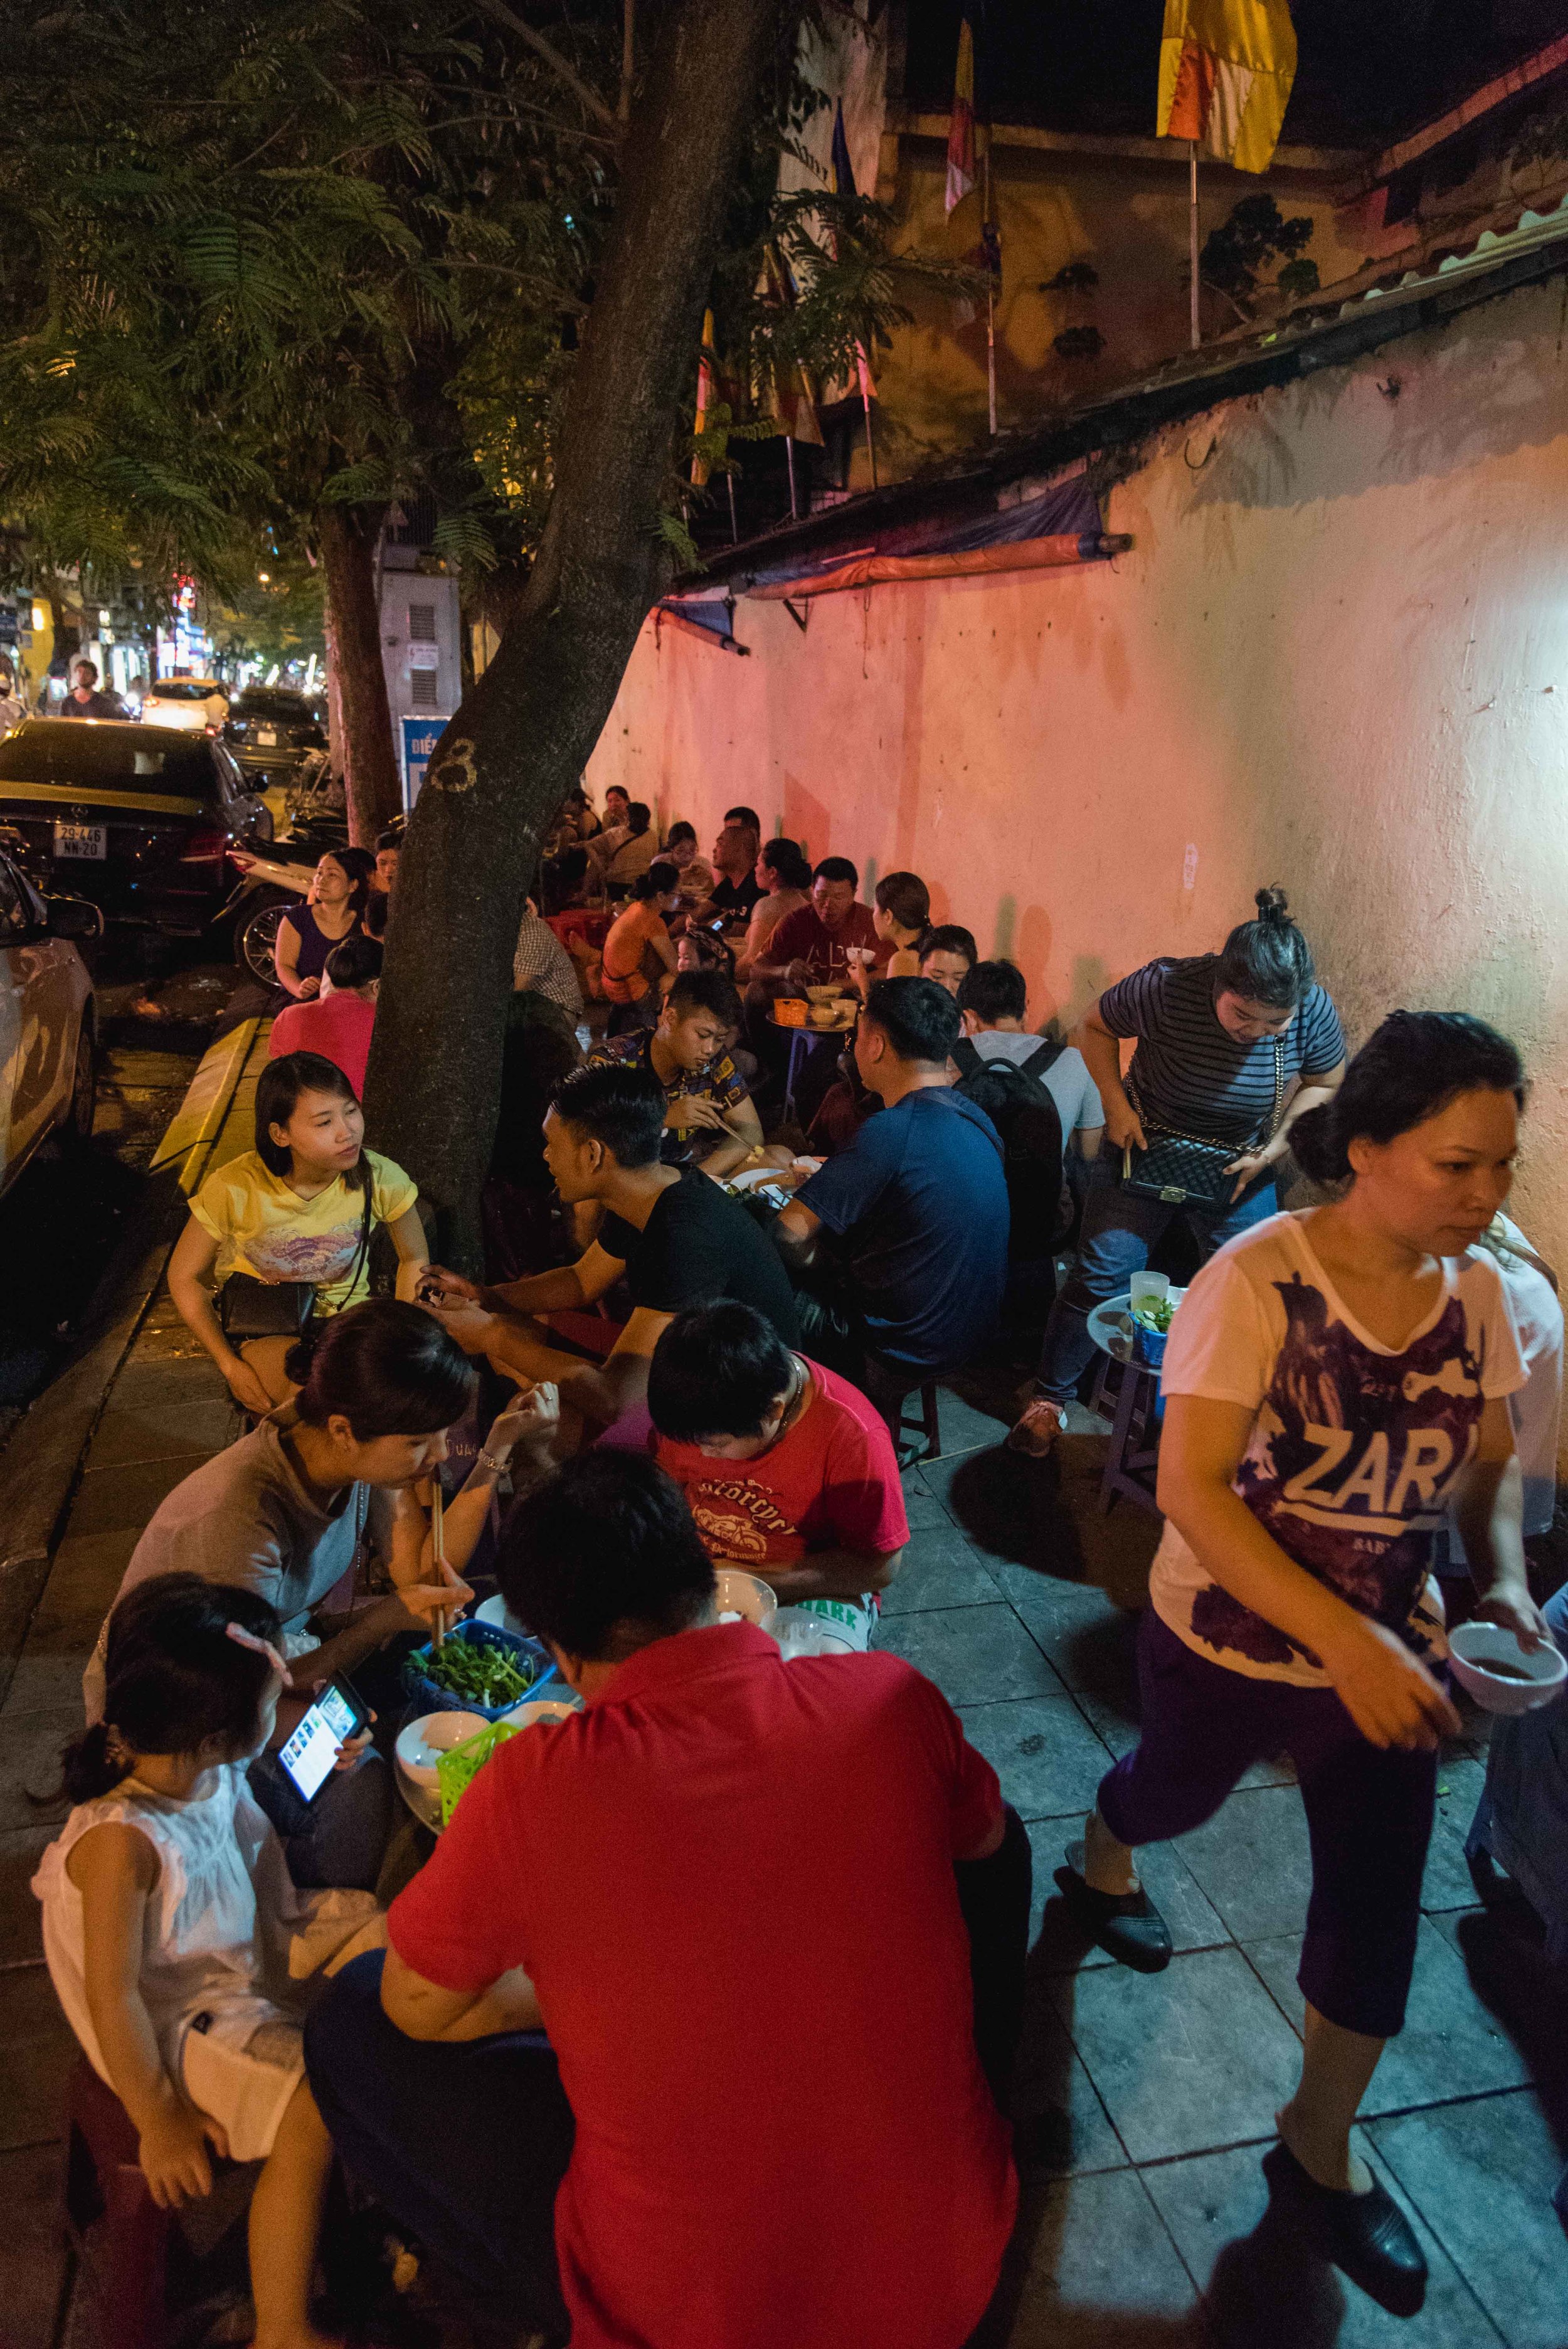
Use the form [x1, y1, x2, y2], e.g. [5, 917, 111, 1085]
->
[712, 1568, 779, 1635]
[474, 1591, 531, 1638]
[805, 984, 843, 1004]
[774, 1613, 859, 1661]
[1448, 1621, 1567, 1715]
[499, 1697, 580, 1731]
[394, 1710, 490, 1827]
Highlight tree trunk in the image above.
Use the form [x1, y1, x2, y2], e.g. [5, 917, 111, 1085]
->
[364, 0, 792, 1263]
[319, 504, 400, 844]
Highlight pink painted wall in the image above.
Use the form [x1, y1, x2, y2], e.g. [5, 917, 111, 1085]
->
[589, 275, 1568, 1282]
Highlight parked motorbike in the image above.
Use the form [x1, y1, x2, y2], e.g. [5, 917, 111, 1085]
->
[221, 846, 319, 984]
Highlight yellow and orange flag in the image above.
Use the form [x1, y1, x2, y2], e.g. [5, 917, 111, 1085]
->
[691, 307, 717, 487]
[1156, 0, 1297, 175]
[945, 19, 977, 213]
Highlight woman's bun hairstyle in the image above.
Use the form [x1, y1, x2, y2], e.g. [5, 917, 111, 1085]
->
[288, 1296, 477, 1439]
[1216, 886, 1315, 1010]
[1291, 1010, 1527, 1190]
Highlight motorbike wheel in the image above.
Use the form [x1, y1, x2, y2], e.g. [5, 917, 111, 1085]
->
[236, 894, 292, 985]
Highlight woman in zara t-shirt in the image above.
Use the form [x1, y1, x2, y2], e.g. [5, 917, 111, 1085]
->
[1056, 1012, 1548, 2316]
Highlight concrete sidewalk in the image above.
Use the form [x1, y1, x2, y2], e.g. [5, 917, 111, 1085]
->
[1, 1055, 1564, 2342]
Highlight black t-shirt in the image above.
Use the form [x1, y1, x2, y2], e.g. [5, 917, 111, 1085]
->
[710, 872, 763, 918]
[600, 1169, 801, 1342]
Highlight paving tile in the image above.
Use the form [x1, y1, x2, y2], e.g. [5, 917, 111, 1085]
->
[0, 2141, 70, 2349]
[999, 2167, 1197, 2345]
[1239, 1919, 1533, 2109]
[1027, 1820, 1231, 1970]
[65, 1453, 216, 1539]
[872, 1603, 1064, 1705]
[1422, 1753, 1489, 1912]
[23, 1530, 138, 1654]
[0, 1709, 77, 1833]
[880, 1527, 1002, 1616]
[959, 1695, 1116, 1822]
[1052, 1947, 1305, 2164]
[926, 1385, 1014, 1457]
[988, 1564, 1143, 1706]
[1173, 1784, 1313, 1943]
[0, 1965, 77, 2151]
[1425, 1902, 1488, 1957]
[0, 1828, 51, 1966]
[2, 1652, 95, 1719]
[1143, 2133, 1503, 2348]
[1071, 1689, 1296, 1792]
[899, 1479, 952, 1532]
[1011, 1976, 1128, 2180]
[109, 1355, 230, 1409]
[86, 1397, 237, 1470]
[120, 1320, 209, 1362]
[1370, 2091, 1568, 2347]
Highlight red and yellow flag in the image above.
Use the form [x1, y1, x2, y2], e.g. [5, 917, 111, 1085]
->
[945, 19, 977, 214]
[691, 307, 717, 487]
[1156, 0, 1297, 175]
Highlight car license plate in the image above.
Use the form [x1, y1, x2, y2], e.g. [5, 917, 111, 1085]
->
[54, 821, 106, 860]
[257, 728, 277, 745]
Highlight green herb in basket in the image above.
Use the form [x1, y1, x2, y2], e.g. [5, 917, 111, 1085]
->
[1133, 1295, 1176, 1335]
[423, 1636, 534, 1708]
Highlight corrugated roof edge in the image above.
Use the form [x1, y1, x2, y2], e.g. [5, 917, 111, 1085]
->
[680, 184, 1568, 596]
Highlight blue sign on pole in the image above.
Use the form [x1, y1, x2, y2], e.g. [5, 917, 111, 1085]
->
[401, 714, 450, 810]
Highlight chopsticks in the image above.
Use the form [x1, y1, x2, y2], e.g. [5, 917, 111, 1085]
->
[430, 1480, 448, 1648]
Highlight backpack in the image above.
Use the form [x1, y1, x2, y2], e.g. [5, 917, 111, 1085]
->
[951, 1037, 1069, 1263]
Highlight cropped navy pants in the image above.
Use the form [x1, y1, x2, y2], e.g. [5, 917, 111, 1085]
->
[1098, 1612, 1436, 2039]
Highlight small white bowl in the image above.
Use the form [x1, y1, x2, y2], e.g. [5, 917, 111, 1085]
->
[499, 1697, 579, 1731]
[1448, 1621, 1567, 1715]
[712, 1568, 779, 1635]
[474, 1592, 531, 1638]
[394, 1710, 490, 1828]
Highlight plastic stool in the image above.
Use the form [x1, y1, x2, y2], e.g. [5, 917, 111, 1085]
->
[862, 1360, 943, 1467]
[63, 2057, 174, 2349]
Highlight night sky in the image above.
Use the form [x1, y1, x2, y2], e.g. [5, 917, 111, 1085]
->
[901, 1, 1568, 149]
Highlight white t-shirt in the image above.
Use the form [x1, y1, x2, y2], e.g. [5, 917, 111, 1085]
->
[965, 1033, 1104, 1140]
[1150, 1211, 1527, 1688]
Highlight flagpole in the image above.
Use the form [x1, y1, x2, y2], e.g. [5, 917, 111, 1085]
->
[785, 434, 798, 522]
[863, 398, 877, 491]
[727, 473, 739, 543]
[1188, 141, 1201, 351]
[983, 146, 998, 435]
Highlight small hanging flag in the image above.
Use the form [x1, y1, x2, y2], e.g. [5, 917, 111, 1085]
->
[691, 307, 717, 488]
[1155, 0, 1298, 176]
[946, 19, 977, 213]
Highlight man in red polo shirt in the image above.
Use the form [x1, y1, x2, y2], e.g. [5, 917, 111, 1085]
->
[304, 1450, 1020, 2349]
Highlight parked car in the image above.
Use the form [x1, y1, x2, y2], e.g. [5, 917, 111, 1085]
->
[0, 835, 98, 1201]
[223, 686, 327, 782]
[0, 719, 270, 938]
[140, 676, 230, 732]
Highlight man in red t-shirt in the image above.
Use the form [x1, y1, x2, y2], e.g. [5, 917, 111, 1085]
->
[645, 1298, 908, 1645]
[753, 853, 882, 986]
[304, 1450, 1023, 2349]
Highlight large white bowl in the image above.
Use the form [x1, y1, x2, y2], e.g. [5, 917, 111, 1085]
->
[394, 1710, 490, 1828]
[712, 1568, 779, 1635]
[499, 1697, 580, 1731]
[474, 1591, 531, 1639]
[1449, 1621, 1567, 1715]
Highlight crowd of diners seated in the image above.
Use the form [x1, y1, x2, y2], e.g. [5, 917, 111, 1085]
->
[37, 784, 1568, 2344]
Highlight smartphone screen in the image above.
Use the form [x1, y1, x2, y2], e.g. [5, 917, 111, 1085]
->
[277, 1680, 365, 1804]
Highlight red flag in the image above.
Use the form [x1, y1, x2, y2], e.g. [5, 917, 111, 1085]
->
[945, 20, 976, 214]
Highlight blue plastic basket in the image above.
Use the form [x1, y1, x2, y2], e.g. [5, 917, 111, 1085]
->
[1133, 1321, 1170, 1370]
[401, 1618, 554, 1723]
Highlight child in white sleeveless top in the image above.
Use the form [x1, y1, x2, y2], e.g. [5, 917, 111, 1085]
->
[34, 1574, 381, 2349]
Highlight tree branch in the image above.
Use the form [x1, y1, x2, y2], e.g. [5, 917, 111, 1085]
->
[470, 0, 620, 134]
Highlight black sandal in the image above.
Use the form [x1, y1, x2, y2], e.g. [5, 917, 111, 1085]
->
[1054, 1846, 1173, 1973]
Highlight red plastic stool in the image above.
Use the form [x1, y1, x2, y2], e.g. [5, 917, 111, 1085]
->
[63, 2057, 175, 2349]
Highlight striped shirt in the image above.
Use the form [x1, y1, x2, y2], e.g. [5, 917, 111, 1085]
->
[1099, 956, 1345, 1147]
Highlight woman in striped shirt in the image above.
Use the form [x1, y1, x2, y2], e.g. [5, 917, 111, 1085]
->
[1012, 889, 1347, 1455]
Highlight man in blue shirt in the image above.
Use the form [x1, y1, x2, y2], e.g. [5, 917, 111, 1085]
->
[773, 978, 1009, 1383]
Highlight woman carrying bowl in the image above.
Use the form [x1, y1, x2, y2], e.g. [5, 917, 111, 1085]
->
[1014, 888, 1347, 1455]
[1057, 1012, 1548, 2316]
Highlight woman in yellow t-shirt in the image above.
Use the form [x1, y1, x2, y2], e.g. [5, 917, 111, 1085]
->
[167, 1051, 430, 1413]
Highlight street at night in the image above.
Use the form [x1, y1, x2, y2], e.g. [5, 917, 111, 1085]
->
[3, 3, 1568, 2345]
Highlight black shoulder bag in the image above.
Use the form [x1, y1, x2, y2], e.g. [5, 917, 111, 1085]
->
[216, 1171, 376, 1342]
[1121, 1035, 1285, 1211]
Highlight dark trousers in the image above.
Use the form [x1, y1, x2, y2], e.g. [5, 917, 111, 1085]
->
[304, 1818, 1031, 2323]
[1098, 1614, 1436, 2039]
[305, 1954, 575, 2332]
